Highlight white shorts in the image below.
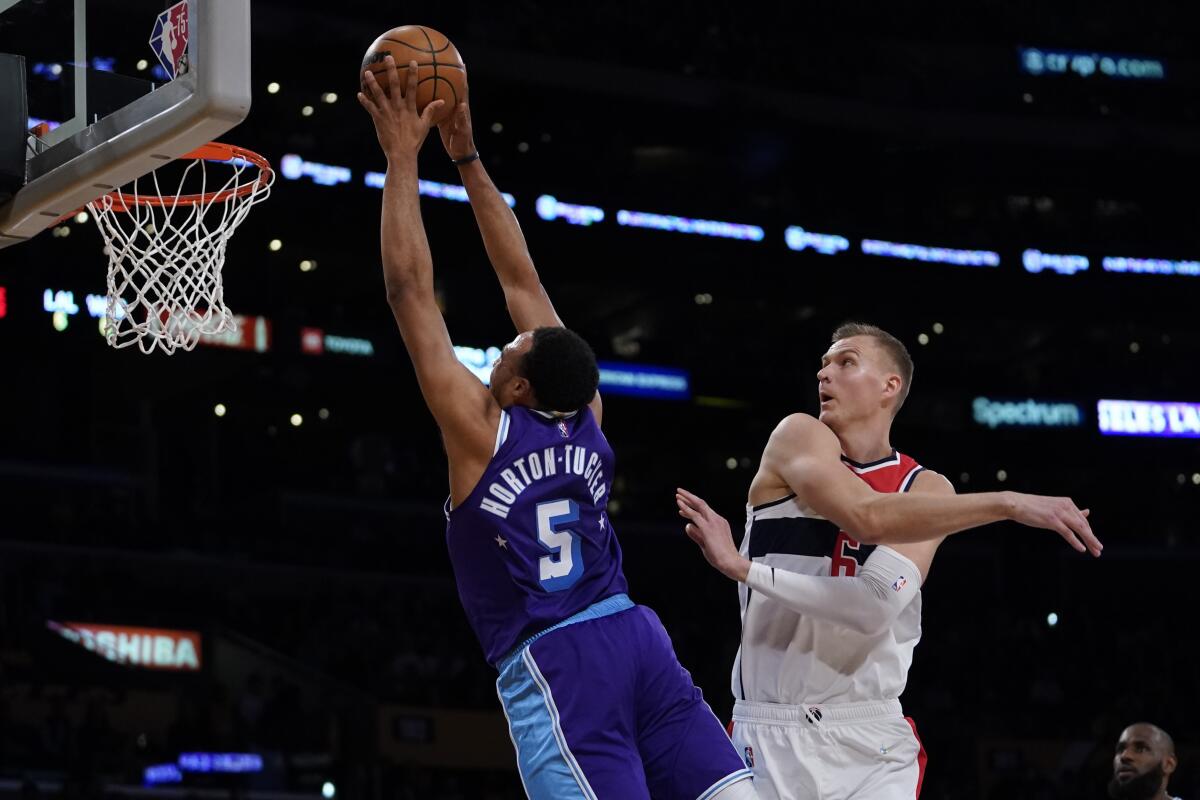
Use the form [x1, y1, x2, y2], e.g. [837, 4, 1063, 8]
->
[730, 699, 927, 800]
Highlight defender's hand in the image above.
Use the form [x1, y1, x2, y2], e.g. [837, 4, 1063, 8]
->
[676, 488, 751, 582]
[1004, 492, 1101, 557]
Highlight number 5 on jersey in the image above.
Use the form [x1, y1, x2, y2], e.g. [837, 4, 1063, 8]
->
[537, 499, 584, 591]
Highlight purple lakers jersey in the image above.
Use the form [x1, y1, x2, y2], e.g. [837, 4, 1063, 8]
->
[445, 405, 629, 665]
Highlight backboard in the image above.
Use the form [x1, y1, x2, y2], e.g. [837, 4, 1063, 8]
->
[0, 0, 251, 248]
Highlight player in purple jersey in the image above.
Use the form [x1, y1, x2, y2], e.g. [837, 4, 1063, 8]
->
[360, 58, 757, 800]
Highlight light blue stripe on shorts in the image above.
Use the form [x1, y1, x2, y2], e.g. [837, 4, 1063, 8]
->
[495, 594, 633, 800]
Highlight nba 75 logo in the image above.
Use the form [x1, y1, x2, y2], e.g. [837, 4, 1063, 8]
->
[149, 1, 190, 80]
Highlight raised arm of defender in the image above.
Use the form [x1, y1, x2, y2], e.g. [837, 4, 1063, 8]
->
[764, 414, 1101, 556]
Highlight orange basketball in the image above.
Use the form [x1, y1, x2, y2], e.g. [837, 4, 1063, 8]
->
[360, 26, 466, 124]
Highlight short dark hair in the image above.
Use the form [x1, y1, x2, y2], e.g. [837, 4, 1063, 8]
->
[521, 327, 600, 412]
[831, 322, 914, 414]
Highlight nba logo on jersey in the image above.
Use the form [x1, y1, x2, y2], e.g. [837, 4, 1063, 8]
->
[149, 1, 190, 80]
[743, 746, 754, 768]
[557, 419, 569, 438]
[892, 576, 908, 592]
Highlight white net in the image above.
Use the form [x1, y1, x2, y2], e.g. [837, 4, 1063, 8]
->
[87, 147, 274, 355]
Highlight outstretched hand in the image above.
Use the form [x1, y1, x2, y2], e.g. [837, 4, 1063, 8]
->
[676, 488, 751, 582]
[358, 56, 445, 161]
[1006, 492, 1101, 557]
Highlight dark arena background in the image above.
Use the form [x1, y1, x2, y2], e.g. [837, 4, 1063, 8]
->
[2, 1, 1199, 798]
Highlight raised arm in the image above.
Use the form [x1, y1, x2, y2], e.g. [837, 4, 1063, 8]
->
[763, 414, 1101, 556]
[439, 102, 562, 332]
[359, 58, 496, 482]
[439, 100, 602, 422]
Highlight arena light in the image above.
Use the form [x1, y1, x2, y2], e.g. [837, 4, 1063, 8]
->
[31, 62, 63, 81]
[363, 172, 517, 207]
[616, 209, 764, 242]
[1098, 399, 1200, 438]
[279, 154, 352, 186]
[536, 195, 605, 226]
[1023, 249, 1089, 275]
[0, 286, 6, 319]
[860, 239, 1000, 267]
[597, 361, 690, 400]
[454, 344, 502, 384]
[1019, 47, 1166, 81]
[454, 345, 689, 399]
[784, 226, 850, 255]
[1102, 256, 1200, 277]
[972, 397, 1085, 429]
[143, 764, 183, 786]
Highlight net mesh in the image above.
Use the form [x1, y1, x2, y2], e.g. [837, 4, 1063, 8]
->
[87, 149, 273, 355]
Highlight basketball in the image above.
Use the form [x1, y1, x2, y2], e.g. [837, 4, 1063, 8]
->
[360, 25, 467, 124]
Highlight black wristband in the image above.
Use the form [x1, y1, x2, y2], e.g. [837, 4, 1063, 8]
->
[452, 151, 480, 166]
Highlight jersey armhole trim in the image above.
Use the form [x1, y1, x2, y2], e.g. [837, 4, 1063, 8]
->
[493, 410, 512, 455]
[900, 466, 926, 493]
[751, 493, 797, 513]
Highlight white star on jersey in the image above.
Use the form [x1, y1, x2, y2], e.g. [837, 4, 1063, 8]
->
[598, 514, 606, 530]
[494, 534, 508, 549]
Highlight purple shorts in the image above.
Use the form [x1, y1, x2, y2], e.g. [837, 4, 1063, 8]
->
[496, 594, 752, 800]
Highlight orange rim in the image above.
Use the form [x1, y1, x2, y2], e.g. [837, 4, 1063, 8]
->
[98, 142, 273, 212]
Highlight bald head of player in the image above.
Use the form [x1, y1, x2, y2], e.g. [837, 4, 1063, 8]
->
[817, 323, 914, 434]
[487, 327, 600, 413]
[1109, 722, 1178, 800]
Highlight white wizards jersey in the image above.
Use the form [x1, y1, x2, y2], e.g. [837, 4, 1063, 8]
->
[732, 450, 926, 706]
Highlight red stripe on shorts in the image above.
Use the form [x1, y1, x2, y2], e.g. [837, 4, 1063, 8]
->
[905, 716, 928, 797]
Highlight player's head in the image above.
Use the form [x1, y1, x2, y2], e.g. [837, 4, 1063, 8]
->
[489, 327, 599, 412]
[816, 322, 913, 431]
[1109, 723, 1177, 799]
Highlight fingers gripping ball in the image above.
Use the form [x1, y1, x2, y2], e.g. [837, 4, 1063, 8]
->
[360, 26, 466, 124]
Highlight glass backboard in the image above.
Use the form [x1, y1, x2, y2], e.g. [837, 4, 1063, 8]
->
[0, 0, 251, 248]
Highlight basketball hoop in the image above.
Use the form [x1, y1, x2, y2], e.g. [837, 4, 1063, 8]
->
[87, 142, 274, 355]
